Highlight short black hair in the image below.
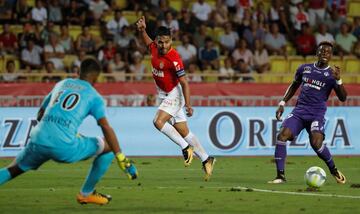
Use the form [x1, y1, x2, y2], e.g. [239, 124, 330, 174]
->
[80, 58, 101, 78]
[318, 41, 333, 49]
[156, 26, 171, 37]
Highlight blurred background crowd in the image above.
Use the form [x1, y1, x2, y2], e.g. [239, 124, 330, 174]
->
[0, 0, 359, 83]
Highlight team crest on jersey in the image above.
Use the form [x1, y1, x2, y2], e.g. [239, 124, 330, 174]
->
[324, 72, 329, 76]
[159, 62, 164, 69]
[303, 66, 311, 74]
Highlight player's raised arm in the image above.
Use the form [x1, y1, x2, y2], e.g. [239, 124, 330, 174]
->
[136, 16, 153, 46]
[332, 65, 347, 102]
[178, 76, 193, 117]
[276, 80, 302, 120]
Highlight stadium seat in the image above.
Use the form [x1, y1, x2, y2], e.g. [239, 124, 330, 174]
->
[104, 14, 114, 22]
[170, 0, 184, 12]
[328, 56, 344, 72]
[113, 0, 128, 9]
[282, 74, 294, 83]
[344, 56, 360, 74]
[348, 1, 360, 17]
[0, 57, 4, 72]
[288, 56, 305, 73]
[123, 11, 142, 25]
[10, 25, 23, 35]
[143, 55, 153, 81]
[286, 43, 296, 55]
[270, 56, 288, 73]
[90, 26, 101, 37]
[69, 25, 82, 39]
[63, 55, 77, 69]
[305, 55, 317, 64]
[27, 0, 35, 7]
[212, 27, 225, 43]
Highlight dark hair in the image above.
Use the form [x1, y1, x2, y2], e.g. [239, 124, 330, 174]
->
[6, 60, 14, 67]
[318, 41, 333, 49]
[156, 26, 171, 37]
[80, 58, 101, 78]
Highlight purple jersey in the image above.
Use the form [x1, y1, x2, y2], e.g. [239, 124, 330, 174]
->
[293, 63, 337, 117]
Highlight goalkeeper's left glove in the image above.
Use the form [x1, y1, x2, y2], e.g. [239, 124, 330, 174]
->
[116, 153, 138, 180]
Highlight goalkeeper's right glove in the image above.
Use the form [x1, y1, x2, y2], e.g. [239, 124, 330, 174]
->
[116, 153, 138, 180]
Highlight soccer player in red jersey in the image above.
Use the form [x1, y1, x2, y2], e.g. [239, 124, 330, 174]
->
[136, 16, 215, 181]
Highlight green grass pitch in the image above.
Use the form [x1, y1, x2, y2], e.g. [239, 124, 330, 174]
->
[0, 156, 359, 213]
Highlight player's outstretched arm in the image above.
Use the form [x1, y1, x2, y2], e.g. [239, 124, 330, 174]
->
[332, 66, 347, 102]
[136, 16, 153, 46]
[98, 118, 138, 180]
[179, 76, 193, 117]
[276, 80, 301, 120]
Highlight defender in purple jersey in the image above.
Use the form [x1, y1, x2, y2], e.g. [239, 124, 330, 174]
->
[268, 41, 347, 184]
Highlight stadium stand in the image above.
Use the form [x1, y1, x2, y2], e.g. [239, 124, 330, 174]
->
[0, 0, 359, 106]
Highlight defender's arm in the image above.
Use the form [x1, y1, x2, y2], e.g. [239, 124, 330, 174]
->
[179, 76, 193, 117]
[332, 66, 347, 102]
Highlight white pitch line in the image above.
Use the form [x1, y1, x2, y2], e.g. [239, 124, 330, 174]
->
[233, 186, 360, 199]
[1, 186, 360, 200]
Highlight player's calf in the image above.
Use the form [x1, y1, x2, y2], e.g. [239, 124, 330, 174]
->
[182, 145, 194, 167]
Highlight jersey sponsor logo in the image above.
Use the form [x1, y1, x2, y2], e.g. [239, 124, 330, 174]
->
[324, 72, 329, 77]
[302, 77, 326, 90]
[43, 114, 72, 128]
[152, 67, 164, 77]
[159, 62, 164, 69]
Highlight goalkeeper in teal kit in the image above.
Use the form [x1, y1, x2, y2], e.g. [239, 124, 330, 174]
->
[0, 58, 137, 205]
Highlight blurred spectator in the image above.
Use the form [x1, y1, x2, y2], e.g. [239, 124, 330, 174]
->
[187, 63, 202, 83]
[98, 39, 116, 66]
[40, 21, 58, 45]
[225, 0, 237, 14]
[48, 0, 63, 24]
[193, 24, 207, 48]
[42, 61, 61, 83]
[0, 0, 13, 23]
[59, 24, 74, 54]
[253, 1, 268, 22]
[243, 20, 266, 50]
[191, 0, 212, 24]
[308, 0, 327, 27]
[211, 1, 229, 27]
[18, 22, 35, 49]
[291, 2, 309, 33]
[234, 58, 253, 82]
[278, 9, 292, 36]
[315, 23, 335, 45]
[353, 17, 360, 39]
[76, 25, 98, 54]
[176, 34, 197, 69]
[238, 0, 254, 9]
[264, 23, 287, 56]
[146, 94, 156, 106]
[234, 8, 251, 35]
[231, 39, 253, 72]
[253, 39, 270, 74]
[219, 57, 235, 82]
[161, 11, 179, 40]
[151, 0, 177, 21]
[126, 38, 147, 63]
[106, 10, 129, 37]
[179, 9, 197, 35]
[353, 40, 360, 58]
[64, 0, 86, 25]
[116, 26, 135, 51]
[219, 22, 239, 54]
[335, 22, 357, 56]
[327, 0, 347, 18]
[44, 33, 65, 70]
[31, 0, 47, 24]
[295, 23, 316, 56]
[1, 60, 19, 83]
[107, 53, 127, 82]
[268, 0, 284, 23]
[129, 51, 147, 81]
[199, 37, 219, 70]
[0, 23, 18, 54]
[15, 0, 32, 23]
[21, 38, 43, 70]
[89, 0, 109, 24]
[72, 50, 86, 72]
[324, 10, 346, 36]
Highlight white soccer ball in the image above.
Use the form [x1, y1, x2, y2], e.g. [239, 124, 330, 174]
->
[304, 166, 327, 188]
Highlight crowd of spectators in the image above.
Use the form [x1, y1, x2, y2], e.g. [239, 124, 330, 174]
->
[0, 0, 359, 83]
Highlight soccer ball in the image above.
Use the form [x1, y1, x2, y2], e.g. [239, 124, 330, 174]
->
[304, 166, 326, 188]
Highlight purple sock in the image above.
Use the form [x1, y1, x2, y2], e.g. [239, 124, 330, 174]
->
[315, 144, 335, 171]
[275, 141, 287, 175]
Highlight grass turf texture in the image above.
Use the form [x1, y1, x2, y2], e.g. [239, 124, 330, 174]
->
[0, 156, 359, 213]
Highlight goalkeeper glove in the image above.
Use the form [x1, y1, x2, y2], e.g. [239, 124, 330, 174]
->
[116, 153, 138, 180]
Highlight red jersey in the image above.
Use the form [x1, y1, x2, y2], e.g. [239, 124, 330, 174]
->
[149, 42, 185, 93]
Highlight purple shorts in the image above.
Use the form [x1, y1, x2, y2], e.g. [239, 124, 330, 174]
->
[281, 112, 326, 139]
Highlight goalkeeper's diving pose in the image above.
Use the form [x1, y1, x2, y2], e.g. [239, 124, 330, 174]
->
[0, 58, 137, 205]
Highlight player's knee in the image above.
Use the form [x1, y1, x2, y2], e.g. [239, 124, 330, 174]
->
[153, 118, 165, 130]
[277, 133, 290, 142]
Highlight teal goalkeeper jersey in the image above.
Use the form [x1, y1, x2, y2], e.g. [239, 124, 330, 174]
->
[30, 78, 106, 147]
